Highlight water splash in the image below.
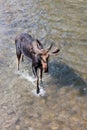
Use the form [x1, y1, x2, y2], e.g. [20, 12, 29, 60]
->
[32, 88, 46, 97]
[15, 70, 46, 96]
[15, 70, 36, 85]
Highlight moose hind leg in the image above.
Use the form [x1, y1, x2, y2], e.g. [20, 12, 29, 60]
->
[21, 54, 24, 62]
[16, 52, 21, 70]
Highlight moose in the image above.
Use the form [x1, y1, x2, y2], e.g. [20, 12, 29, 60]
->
[15, 33, 60, 94]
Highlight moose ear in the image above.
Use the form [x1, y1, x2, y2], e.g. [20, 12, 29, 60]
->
[49, 48, 60, 55]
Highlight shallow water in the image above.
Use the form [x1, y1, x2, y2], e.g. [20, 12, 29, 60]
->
[0, 0, 87, 130]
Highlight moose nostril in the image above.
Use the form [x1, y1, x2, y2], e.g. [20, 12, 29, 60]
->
[44, 68, 48, 73]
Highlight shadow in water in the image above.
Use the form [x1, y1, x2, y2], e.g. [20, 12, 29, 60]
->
[48, 60, 87, 96]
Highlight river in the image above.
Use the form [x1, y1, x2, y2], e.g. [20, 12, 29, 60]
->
[0, 0, 87, 130]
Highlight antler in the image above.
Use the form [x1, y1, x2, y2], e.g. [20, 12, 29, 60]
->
[47, 43, 53, 52]
[32, 41, 44, 54]
[48, 47, 60, 55]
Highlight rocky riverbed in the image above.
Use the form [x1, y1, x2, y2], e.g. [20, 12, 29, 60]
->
[0, 0, 87, 130]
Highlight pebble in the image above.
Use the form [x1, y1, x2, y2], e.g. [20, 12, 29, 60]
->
[15, 125, 21, 130]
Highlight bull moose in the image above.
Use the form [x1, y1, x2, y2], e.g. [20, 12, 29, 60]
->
[15, 33, 60, 94]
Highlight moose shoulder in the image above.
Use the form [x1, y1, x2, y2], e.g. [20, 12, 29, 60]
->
[15, 33, 60, 94]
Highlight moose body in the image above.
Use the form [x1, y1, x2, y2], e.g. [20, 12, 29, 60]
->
[15, 33, 60, 94]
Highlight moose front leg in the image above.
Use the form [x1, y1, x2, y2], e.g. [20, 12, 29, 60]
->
[32, 65, 40, 94]
[39, 67, 43, 87]
[36, 75, 39, 94]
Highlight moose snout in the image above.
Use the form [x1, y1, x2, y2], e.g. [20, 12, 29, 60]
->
[44, 69, 48, 73]
[43, 67, 48, 73]
[42, 62, 49, 73]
